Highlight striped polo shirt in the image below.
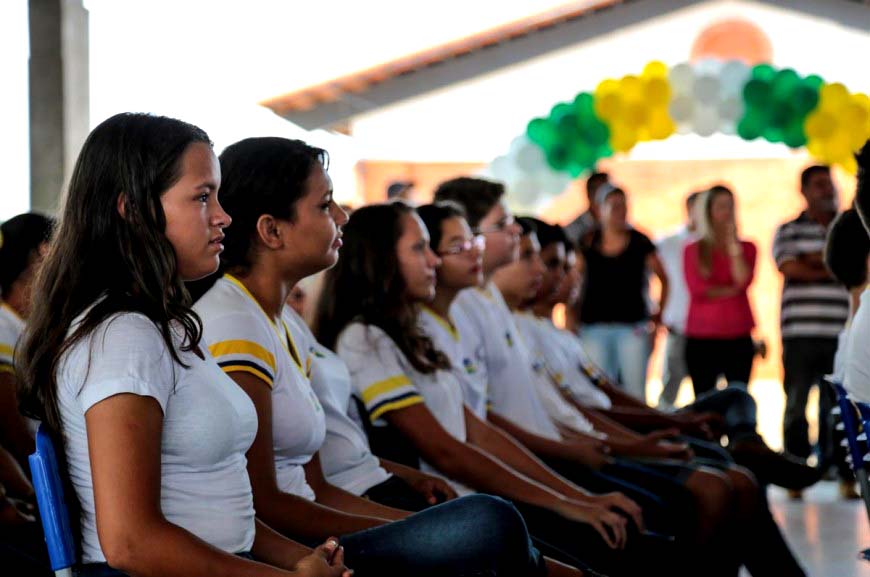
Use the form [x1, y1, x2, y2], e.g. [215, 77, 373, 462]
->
[773, 211, 849, 339]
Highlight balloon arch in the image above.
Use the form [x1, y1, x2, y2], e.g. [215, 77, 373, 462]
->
[487, 59, 870, 207]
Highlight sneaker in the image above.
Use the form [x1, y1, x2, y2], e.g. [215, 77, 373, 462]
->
[840, 480, 860, 500]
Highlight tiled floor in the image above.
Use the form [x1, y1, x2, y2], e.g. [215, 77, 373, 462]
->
[743, 482, 870, 577]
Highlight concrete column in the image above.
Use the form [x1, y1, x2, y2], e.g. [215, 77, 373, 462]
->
[29, 0, 88, 214]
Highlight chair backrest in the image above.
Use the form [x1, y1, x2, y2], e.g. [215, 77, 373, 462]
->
[29, 424, 76, 574]
[833, 382, 867, 469]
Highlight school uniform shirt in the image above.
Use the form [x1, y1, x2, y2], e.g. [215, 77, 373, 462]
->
[512, 312, 598, 435]
[337, 322, 473, 495]
[0, 303, 23, 375]
[452, 284, 561, 440]
[283, 310, 392, 496]
[536, 319, 613, 411]
[58, 311, 258, 564]
[832, 326, 850, 385]
[196, 275, 326, 502]
[418, 305, 488, 419]
[844, 290, 870, 403]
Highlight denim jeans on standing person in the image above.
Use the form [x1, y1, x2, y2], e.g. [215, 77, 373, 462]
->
[581, 321, 652, 402]
[659, 329, 689, 407]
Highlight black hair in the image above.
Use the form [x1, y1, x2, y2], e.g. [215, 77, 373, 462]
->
[433, 177, 505, 228]
[800, 165, 831, 189]
[0, 213, 55, 297]
[516, 216, 537, 236]
[521, 217, 567, 250]
[825, 208, 870, 289]
[856, 142, 870, 233]
[219, 137, 329, 273]
[416, 201, 467, 252]
[17, 112, 211, 435]
[314, 202, 450, 374]
[586, 172, 609, 200]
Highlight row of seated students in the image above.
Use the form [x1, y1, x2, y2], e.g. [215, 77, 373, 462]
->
[1, 113, 864, 576]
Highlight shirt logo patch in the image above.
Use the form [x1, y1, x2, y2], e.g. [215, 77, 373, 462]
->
[505, 331, 514, 347]
[463, 358, 477, 375]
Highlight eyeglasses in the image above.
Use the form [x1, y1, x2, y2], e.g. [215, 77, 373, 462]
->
[438, 235, 486, 257]
[475, 216, 516, 235]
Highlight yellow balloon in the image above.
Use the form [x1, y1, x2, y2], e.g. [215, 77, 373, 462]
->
[642, 60, 668, 79]
[595, 92, 623, 121]
[647, 110, 676, 140]
[609, 124, 638, 152]
[644, 77, 671, 107]
[839, 155, 858, 175]
[620, 75, 645, 102]
[804, 111, 836, 140]
[595, 79, 620, 98]
[820, 83, 850, 111]
[623, 102, 650, 126]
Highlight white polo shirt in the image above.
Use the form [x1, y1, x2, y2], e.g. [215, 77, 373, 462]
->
[0, 303, 24, 375]
[844, 290, 870, 403]
[512, 312, 597, 435]
[523, 314, 613, 411]
[337, 321, 473, 495]
[451, 284, 561, 440]
[418, 306, 488, 419]
[59, 311, 258, 563]
[197, 275, 326, 502]
[283, 311, 392, 496]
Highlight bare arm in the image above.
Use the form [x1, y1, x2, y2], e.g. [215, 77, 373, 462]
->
[384, 403, 632, 547]
[378, 458, 458, 503]
[779, 256, 832, 282]
[647, 251, 668, 324]
[228, 372, 387, 541]
[304, 453, 408, 520]
[86, 393, 323, 577]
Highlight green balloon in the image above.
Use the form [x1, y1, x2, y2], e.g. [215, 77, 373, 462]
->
[526, 118, 558, 149]
[545, 146, 570, 171]
[584, 121, 610, 147]
[743, 79, 770, 108]
[782, 119, 807, 148]
[573, 92, 596, 117]
[763, 125, 784, 143]
[550, 102, 575, 123]
[804, 74, 824, 91]
[737, 113, 764, 140]
[768, 105, 792, 129]
[752, 63, 777, 82]
[771, 69, 800, 101]
[793, 85, 820, 115]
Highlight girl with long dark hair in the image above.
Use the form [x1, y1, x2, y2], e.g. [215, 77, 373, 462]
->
[17, 113, 349, 577]
[193, 136, 555, 577]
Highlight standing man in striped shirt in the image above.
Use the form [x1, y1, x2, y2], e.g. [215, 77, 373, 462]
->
[773, 165, 849, 498]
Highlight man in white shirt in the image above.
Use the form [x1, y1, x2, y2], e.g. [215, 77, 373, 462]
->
[655, 192, 701, 409]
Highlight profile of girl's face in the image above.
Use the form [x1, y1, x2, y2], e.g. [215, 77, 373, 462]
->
[553, 249, 581, 306]
[600, 192, 627, 228]
[709, 192, 735, 230]
[435, 216, 484, 291]
[160, 142, 231, 281]
[396, 212, 441, 303]
[477, 202, 521, 272]
[279, 162, 348, 277]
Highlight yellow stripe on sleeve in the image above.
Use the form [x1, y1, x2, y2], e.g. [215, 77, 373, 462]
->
[0, 364, 14, 375]
[220, 364, 275, 388]
[0, 344, 14, 358]
[369, 395, 424, 422]
[209, 340, 277, 373]
[360, 375, 413, 405]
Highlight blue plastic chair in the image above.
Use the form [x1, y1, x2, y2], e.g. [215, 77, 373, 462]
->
[831, 381, 870, 562]
[28, 424, 76, 576]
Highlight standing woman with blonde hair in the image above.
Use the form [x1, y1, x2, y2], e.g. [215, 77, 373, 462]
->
[683, 185, 758, 396]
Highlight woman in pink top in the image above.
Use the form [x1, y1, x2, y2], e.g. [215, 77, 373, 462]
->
[684, 185, 757, 396]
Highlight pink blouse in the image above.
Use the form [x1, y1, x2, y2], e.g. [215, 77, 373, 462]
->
[684, 240, 756, 339]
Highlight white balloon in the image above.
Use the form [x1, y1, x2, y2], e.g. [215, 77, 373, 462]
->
[718, 95, 743, 122]
[693, 75, 721, 105]
[514, 141, 547, 173]
[669, 95, 695, 122]
[669, 63, 695, 93]
[488, 155, 516, 181]
[718, 60, 750, 97]
[693, 104, 720, 137]
[693, 58, 723, 77]
[676, 121, 694, 135]
[509, 176, 540, 205]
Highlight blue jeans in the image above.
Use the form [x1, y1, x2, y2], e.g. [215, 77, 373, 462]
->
[328, 495, 546, 577]
[581, 322, 651, 401]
